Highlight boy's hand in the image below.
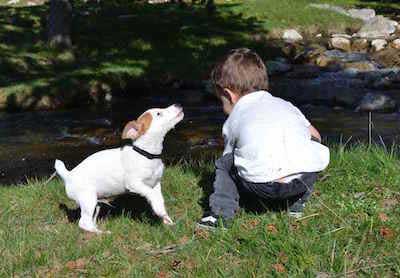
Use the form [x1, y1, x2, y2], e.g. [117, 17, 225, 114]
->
[309, 125, 321, 142]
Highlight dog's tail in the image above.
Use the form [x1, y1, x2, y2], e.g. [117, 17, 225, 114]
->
[54, 159, 70, 182]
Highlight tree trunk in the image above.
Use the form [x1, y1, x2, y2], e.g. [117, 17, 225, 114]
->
[48, 0, 72, 49]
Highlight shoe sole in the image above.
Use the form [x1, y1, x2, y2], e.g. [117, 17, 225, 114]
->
[289, 212, 303, 219]
[196, 223, 227, 231]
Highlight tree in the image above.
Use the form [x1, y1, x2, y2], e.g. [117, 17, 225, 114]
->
[48, 0, 73, 48]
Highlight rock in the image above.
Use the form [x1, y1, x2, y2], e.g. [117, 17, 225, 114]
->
[371, 39, 388, 52]
[391, 39, 400, 49]
[332, 33, 352, 39]
[372, 71, 400, 89]
[356, 16, 397, 39]
[266, 60, 292, 76]
[315, 55, 333, 68]
[282, 29, 303, 43]
[285, 65, 320, 79]
[352, 38, 369, 52]
[347, 8, 376, 22]
[355, 93, 396, 112]
[329, 37, 351, 52]
[324, 50, 368, 63]
[343, 61, 378, 72]
[7, 0, 19, 4]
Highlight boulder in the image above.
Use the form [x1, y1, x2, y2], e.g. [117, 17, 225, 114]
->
[355, 93, 396, 112]
[329, 37, 351, 52]
[332, 33, 352, 39]
[343, 61, 378, 72]
[282, 29, 303, 43]
[347, 8, 376, 22]
[371, 39, 388, 52]
[352, 38, 369, 52]
[285, 65, 321, 79]
[391, 38, 400, 49]
[356, 16, 398, 39]
[266, 60, 292, 76]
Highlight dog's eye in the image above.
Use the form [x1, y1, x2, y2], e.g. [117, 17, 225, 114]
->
[156, 112, 162, 117]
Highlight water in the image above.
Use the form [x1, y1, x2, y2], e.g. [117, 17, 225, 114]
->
[1, 85, 400, 185]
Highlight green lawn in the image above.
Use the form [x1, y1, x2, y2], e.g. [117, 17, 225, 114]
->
[1, 145, 399, 276]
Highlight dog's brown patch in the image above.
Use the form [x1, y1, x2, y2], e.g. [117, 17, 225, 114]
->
[121, 112, 153, 140]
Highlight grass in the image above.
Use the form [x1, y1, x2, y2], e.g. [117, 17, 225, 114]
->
[1, 145, 399, 276]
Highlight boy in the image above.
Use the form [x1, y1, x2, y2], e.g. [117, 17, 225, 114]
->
[197, 48, 329, 229]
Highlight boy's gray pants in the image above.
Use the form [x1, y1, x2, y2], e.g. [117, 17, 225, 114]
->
[209, 153, 318, 220]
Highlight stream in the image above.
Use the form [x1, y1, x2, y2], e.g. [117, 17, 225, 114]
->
[1, 77, 400, 185]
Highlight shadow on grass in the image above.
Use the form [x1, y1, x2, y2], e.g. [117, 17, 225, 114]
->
[0, 0, 283, 111]
[59, 193, 160, 225]
[183, 155, 305, 217]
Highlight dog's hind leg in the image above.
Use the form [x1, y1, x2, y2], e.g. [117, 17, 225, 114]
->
[78, 193, 102, 233]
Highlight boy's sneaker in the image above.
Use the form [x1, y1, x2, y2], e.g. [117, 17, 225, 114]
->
[288, 201, 305, 219]
[196, 214, 230, 231]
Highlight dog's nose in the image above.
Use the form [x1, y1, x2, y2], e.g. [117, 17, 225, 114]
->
[173, 103, 183, 109]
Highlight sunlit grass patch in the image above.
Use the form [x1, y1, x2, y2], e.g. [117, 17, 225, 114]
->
[1, 145, 399, 276]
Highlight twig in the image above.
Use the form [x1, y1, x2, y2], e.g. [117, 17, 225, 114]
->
[330, 239, 336, 272]
[319, 174, 331, 183]
[333, 263, 393, 277]
[146, 240, 192, 256]
[368, 111, 372, 147]
[295, 213, 319, 221]
[322, 227, 345, 235]
[44, 171, 57, 185]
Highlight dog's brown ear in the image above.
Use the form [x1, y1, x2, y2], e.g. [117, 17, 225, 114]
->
[122, 120, 141, 140]
[121, 112, 153, 140]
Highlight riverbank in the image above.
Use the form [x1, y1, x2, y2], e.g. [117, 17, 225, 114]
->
[0, 145, 399, 276]
[2, 0, 399, 111]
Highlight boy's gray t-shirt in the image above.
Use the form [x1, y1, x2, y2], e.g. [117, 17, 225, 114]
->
[222, 90, 330, 183]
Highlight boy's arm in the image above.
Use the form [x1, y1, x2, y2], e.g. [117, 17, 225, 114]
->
[309, 125, 321, 142]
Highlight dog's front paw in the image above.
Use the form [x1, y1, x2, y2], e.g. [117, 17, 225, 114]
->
[162, 215, 174, 225]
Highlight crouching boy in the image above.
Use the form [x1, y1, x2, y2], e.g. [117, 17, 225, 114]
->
[197, 48, 330, 229]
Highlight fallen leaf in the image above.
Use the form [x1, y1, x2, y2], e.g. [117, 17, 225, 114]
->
[65, 258, 86, 270]
[194, 228, 209, 240]
[278, 251, 289, 264]
[272, 263, 286, 273]
[82, 232, 96, 241]
[380, 227, 395, 239]
[171, 260, 182, 271]
[316, 272, 331, 278]
[155, 271, 172, 278]
[354, 192, 365, 199]
[381, 198, 398, 210]
[242, 219, 260, 230]
[378, 212, 389, 222]
[266, 224, 278, 234]
[183, 259, 196, 270]
[178, 235, 190, 245]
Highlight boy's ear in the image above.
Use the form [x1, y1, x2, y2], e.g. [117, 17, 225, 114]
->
[222, 88, 233, 103]
[224, 88, 240, 104]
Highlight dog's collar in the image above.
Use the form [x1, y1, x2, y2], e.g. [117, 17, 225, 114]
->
[120, 139, 162, 160]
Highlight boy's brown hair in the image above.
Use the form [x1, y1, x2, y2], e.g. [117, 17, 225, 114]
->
[211, 48, 269, 97]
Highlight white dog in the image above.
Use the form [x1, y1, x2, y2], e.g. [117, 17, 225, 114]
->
[55, 104, 184, 233]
